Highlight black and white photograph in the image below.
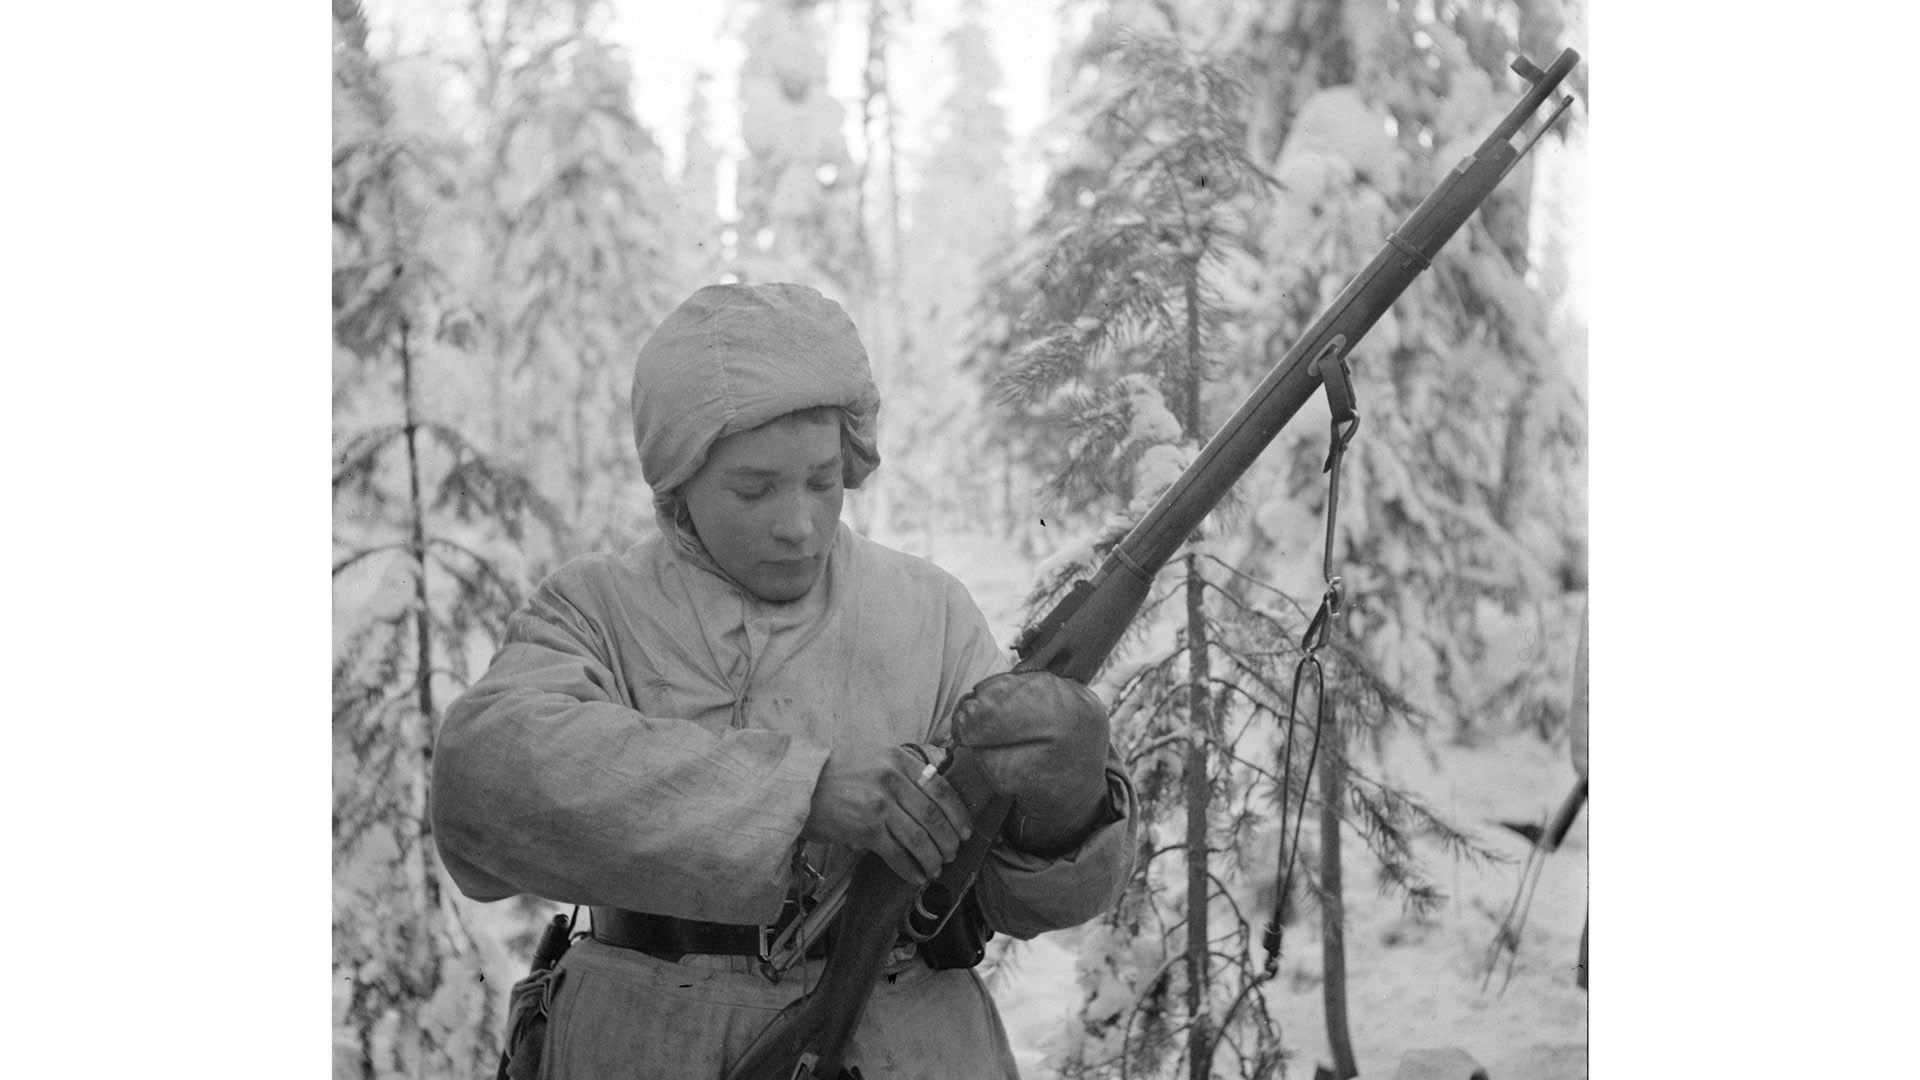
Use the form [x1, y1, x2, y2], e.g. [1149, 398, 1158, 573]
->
[25, 2, 1920, 1077]
[329, 1, 1591, 1078]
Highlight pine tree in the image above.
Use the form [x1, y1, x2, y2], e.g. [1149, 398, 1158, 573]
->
[332, 5, 562, 1077]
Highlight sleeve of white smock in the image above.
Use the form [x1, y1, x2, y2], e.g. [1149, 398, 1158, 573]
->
[429, 566, 828, 925]
[931, 579, 1140, 941]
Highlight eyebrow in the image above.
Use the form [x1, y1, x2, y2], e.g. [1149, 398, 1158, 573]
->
[722, 456, 841, 480]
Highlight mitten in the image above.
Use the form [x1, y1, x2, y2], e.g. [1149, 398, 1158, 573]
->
[953, 671, 1113, 856]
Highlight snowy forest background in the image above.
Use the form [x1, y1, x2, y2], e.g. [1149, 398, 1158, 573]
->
[331, 0, 1592, 1077]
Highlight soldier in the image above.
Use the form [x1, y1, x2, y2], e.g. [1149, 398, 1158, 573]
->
[431, 283, 1136, 1078]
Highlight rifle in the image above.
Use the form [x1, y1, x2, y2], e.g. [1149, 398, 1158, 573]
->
[725, 47, 1582, 1080]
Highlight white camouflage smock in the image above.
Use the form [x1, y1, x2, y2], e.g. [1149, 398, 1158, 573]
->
[429, 283, 1136, 1079]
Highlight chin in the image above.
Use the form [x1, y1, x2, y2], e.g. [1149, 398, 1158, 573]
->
[747, 567, 822, 603]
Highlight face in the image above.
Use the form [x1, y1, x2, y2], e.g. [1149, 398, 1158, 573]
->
[681, 412, 844, 603]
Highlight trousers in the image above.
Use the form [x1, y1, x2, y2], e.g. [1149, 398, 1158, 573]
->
[540, 938, 1023, 1079]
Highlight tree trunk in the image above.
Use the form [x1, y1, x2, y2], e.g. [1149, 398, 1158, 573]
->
[399, 316, 437, 733]
[1183, 556, 1213, 1080]
[1178, 257, 1215, 1080]
[1317, 675, 1358, 1080]
[399, 314, 445, 918]
[399, 315, 448, 1079]
[1491, 377, 1536, 531]
[398, 315, 500, 1077]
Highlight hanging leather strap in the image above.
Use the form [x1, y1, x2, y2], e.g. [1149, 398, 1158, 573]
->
[1263, 342, 1363, 975]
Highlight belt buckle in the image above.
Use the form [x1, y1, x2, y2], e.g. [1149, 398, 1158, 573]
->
[758, 896, 800, 964]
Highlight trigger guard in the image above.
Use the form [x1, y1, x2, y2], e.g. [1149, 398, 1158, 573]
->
[904, 880, 960, 942]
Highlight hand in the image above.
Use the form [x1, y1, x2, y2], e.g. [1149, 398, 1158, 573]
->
[954, 671, 1112, 856]
[801, 744, 974, 884]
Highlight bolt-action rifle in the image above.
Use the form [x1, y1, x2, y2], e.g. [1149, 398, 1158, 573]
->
[725, 47, 1581, 1080]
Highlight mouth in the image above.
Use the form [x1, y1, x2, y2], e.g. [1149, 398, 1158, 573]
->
[750, 554, 824, 601]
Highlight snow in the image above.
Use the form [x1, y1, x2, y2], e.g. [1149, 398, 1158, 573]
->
[332, 548, 416, 652]
[1273, 728, 1587, 1079]
[1119, 374, 1183, 445]
[1132, 443, 1193, 508]
[1281, 87, 1401, 198]
[1276, 148, 1357, 203]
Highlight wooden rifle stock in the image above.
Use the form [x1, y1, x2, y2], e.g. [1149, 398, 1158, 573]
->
[723, 47, 1580, 1080]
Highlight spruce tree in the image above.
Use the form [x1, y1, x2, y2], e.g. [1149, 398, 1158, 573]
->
[456, 0, 693, 558]
[1227, 0, 1589, 741]
[1227, 5, 1588, 1064]
[679, 71, 727, 284]
[888, 0, 1022, 548]
[972, 0, 1576, 1066]
[332, 5, 561, 1077]
[978, 34, 1469, 1080]
[735, 0, 867, 297]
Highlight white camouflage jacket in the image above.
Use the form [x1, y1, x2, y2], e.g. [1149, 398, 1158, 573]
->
[431, 520, 1135, 936]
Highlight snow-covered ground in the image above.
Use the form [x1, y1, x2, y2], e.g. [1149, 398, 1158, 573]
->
[936, 527, 1589, 1080]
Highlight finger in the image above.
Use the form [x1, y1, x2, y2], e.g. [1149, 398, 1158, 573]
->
[887, 747, 970, 833]
[915, 770, 975, 846]
[872, 833, 930, 885]
[890, 769, 965, 867]
[850, 751, 941, 880]
[882, 808, 945, 883]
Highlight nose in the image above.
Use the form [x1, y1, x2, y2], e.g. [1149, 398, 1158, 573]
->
[768, 492, 814, 545]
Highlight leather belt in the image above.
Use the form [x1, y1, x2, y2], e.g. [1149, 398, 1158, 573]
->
[588, 905, 828, 962]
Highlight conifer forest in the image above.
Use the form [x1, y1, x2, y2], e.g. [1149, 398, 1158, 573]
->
[333, 0, 1589, 1076]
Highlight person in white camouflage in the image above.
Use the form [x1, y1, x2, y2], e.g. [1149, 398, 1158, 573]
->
[432, 283, 1137, 1079]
